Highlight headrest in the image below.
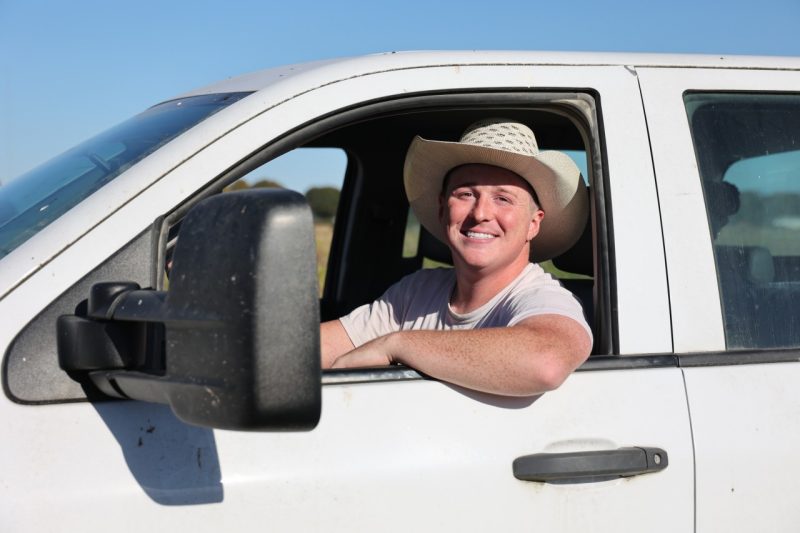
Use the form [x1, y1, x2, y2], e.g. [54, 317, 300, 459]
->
[715, 245, 775, 284]
[706, 181, 740, 237]
[551, 217, 593, 277]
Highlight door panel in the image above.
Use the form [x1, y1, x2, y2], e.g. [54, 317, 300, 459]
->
[683, 363, 800, 532]
[640, 66, 800, 531]
[4, 369, 693, 532]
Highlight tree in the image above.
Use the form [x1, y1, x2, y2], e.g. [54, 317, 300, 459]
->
[305, 186, 340, 220]
[223, 178, 284, 193]
[223, 179, 249, 192]
[251, 179, 283, 189]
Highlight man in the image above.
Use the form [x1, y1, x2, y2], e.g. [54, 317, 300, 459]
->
[320, 118, 592, 397]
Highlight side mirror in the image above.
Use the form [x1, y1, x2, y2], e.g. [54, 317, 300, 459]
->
[57, 189, 321, 431]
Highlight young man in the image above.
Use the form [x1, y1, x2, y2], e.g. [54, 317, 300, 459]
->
[320, 118, 592, 397]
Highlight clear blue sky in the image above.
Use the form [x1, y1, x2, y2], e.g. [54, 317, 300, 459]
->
[2, 0, 800, 191]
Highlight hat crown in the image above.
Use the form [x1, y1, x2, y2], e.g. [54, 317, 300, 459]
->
[459, 119, 539, 157]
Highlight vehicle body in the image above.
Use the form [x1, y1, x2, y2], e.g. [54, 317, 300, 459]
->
[2, 51, 800, 531]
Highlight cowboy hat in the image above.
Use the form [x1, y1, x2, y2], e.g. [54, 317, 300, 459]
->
[403, 118, 589, 262]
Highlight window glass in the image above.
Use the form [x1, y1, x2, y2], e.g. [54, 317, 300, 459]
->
[685, 93, 800, 349]
[0, 92, 250, 258]
[225, 148, 348, 294]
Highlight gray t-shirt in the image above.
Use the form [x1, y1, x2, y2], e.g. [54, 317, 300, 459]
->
[340, 263, 592, 347]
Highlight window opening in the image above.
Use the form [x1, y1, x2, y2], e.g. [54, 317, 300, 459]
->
[225, 147, 347, 295]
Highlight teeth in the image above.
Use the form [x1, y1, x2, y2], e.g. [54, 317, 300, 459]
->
[466, 231, 496, 239]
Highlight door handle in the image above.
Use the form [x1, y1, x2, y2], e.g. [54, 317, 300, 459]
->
[513, 447, 668, 482]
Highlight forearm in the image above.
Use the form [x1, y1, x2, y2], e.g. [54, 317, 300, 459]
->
[333, 315, 591, 396]
[391, 330, 578, 396]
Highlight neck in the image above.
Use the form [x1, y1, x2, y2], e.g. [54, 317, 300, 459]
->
[450, 257, 530, 314]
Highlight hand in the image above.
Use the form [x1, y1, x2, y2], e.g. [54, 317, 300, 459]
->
[330, 333, 396, 369]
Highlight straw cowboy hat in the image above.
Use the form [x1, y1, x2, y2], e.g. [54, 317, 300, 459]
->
[403, 118, 589, 262]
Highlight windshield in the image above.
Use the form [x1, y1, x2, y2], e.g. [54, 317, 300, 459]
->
[0, 92, 251, 258]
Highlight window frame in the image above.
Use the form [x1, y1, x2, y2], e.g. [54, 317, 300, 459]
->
[639, 66, 800, 357]
[163, 91, 609, 353]
[152, 90, 616, 387]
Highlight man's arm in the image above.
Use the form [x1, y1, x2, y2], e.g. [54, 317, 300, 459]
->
[320, 319, 355, 369]
[329, 314, 591, 397]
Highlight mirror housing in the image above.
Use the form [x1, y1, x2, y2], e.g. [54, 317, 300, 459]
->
[58, 189, 321, 431]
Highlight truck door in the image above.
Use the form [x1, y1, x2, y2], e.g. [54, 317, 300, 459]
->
[640, 65, 800, 532]
[2, 60, 693, 532]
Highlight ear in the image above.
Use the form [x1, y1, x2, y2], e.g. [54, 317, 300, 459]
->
[527, 208, 544, 242]
[438, 193, 446, 223]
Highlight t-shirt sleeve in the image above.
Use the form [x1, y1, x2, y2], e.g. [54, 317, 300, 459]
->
[504, 283, 593, 342]
[338, 276, 410, 348]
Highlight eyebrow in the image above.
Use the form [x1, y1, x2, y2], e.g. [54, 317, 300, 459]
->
[449, 182, 528, 200]
[441, 168, 541, 207]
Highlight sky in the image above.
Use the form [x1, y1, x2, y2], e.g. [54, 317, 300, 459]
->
[2, 0, 800, 192]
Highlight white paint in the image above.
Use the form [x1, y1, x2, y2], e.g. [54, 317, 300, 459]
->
[3, 370, 693, 532]
[684, 363, 800, 532]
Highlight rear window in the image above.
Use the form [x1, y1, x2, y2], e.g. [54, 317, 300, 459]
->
[686, 93, 800, 350]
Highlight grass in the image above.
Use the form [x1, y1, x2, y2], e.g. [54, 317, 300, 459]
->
[314, 222, 334, 294]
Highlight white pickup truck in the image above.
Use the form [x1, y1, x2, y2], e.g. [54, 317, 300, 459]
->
[2, 51, 800, 532]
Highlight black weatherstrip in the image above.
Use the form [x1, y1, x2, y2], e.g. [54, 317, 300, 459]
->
[678, 349, 800, 368]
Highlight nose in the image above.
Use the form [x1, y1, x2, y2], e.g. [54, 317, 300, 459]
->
[470, 194, 491, 221]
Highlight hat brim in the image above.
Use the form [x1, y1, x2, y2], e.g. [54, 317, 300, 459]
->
[404, 136, 589, 262]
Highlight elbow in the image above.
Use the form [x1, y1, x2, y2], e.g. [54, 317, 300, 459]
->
[520, 346, 590, 396]
[512, 317, 592, 396]
[504, 358, 568, 397]
[534, 360, 571, 393]
[536, 333, 593, 393]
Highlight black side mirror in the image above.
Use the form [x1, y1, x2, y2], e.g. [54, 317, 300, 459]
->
[57, 189, 321, 431]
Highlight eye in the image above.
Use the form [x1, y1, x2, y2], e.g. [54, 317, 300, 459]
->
[454, 190, 474, 199]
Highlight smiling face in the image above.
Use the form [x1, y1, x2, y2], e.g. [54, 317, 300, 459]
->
[439, 164, 544, 278]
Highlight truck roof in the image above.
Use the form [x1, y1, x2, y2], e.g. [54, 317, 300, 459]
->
[177, 50, 800, 98]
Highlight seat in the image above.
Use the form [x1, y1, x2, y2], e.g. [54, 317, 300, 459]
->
[712, 244, 797, 349]
[550, 219, 594, 328]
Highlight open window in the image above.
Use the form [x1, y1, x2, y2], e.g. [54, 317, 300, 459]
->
[160, 91, 609, 358]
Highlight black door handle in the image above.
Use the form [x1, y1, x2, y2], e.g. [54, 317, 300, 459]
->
[513, 447, 668, 482]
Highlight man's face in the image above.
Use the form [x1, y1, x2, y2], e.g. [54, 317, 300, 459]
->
[439, 164, 544, 275]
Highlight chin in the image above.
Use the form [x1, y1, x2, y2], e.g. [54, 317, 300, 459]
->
[453, 251, 495, 270]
